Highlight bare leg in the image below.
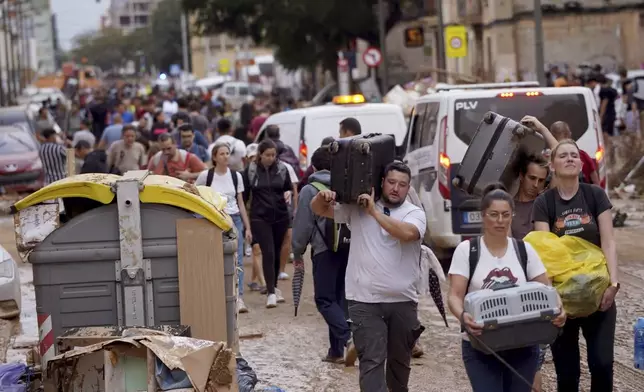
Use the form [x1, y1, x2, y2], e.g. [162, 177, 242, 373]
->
[532, 371, 542, 392]
[252, 244, 266, 287]
[279, 228, 292, 274]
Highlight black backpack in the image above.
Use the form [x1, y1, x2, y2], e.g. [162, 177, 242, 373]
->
[310, 181, 351, 252]
[466, 236, 528, 292]
[205, 167, 239, 190]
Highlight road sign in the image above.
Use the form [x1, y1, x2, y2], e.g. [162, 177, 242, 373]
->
[218, 58, 230, 74]
[363, 47, 383, 68]
[337, 57, 349, 72]
[169, 64, 181, 76]
[445, 25, 468, 58]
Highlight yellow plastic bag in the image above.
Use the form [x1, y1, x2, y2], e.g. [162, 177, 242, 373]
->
[524, 231, 610, 318]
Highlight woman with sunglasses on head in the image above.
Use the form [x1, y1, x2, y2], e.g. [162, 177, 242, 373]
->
[448, 184, 566, 392]
[196, 142, 252, 313]
[532, 139, 617, 392]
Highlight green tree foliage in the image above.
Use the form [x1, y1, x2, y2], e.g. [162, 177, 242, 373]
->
[183, 0, 407, 71]
[69, 0, 183, 73]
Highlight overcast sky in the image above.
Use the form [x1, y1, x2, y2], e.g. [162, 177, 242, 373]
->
[53, 0, 109, 51]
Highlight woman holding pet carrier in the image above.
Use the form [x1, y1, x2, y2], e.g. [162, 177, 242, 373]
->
[447, 184, 566, 392]
[243, 139, 293, 309]
[532, 139, 617, 392]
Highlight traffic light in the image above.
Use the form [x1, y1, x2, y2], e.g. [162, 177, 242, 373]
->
[404, 27, 424, 48]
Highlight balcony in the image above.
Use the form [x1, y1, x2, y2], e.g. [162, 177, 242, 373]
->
[457, 0, 482, 25]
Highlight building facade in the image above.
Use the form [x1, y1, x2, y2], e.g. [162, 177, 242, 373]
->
[27, 0, 56, 74]
[109, 0, 162, 33]
[386, 0, 644, 83]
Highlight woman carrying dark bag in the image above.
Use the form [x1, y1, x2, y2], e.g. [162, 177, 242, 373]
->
[532, 139, 618, 392]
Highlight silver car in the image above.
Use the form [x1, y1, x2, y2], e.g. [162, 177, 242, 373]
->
[0, 245, 21, 319]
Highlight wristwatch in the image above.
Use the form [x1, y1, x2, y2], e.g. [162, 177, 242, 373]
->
[611, 282, 621, 292]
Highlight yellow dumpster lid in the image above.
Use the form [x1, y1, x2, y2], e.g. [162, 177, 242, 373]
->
[11, 173, 232, 232]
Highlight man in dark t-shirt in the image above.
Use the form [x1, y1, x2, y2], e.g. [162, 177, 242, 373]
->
[532, 184, 612, 247]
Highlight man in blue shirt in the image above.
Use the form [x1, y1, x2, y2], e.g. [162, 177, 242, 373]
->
[115, 103, 134, 124]
[98, 113, 124, 150]
[178, 123, 209, 162]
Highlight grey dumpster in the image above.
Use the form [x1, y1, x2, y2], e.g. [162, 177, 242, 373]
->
[29, 202, 237, 351]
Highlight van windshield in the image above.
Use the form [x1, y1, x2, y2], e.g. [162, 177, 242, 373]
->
[454, 94, 589, 145]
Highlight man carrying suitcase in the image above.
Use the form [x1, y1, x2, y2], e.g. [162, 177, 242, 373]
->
[311, 161, 426, 392]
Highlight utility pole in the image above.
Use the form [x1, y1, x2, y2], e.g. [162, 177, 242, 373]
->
[2, 1, 14, 104]
[534, 0, 546, 86]
[377, 0, 388, 94]
[180, 12, 189, 74]
[436, 0, 446, 83]
[16, 0, 23, 89]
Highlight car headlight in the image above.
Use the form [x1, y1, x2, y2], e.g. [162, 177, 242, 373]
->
[0, 256, 14, 279]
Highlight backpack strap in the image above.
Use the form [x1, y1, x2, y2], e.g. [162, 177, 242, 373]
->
[546, 188, 557, 229]
[512, 238, 528, 279]
[231, 170, 239, 193]
[206, 168, 215, 187]
[467, 236, 480, 293]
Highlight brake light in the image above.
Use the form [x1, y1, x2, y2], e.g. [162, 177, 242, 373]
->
[437, 116, 450, 199]
[595, 146, 604, 163]
[525, 91, 542, 96]
[298, 140, 308, 172]
[498, 92, 514, 98]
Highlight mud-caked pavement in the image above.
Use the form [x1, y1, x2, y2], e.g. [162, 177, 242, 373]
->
[2, 198, 644, 391]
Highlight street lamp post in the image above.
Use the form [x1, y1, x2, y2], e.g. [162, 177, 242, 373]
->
[377, 0, 388, 94]
[2, 1, 14, 104]
[534, 0, 546, 86]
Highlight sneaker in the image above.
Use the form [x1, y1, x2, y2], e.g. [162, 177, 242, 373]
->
[237, 298, 249, 314]
[344, 339, 357, 367]
[321, 355, 344, 364]
[247, 282, 261, 292]
[266, 294, 277, 308]
[278, 272, 289, 280]
[244, 245, 252, 257]
[275, 288, 286, 303]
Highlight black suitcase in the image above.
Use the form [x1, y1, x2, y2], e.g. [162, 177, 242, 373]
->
[329, 133, 396, 204]
[453, 112, 543, 197]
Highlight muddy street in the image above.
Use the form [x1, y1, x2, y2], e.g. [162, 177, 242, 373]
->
[1, 199, 644, 391]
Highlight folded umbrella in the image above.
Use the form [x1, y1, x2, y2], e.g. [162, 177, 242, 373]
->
[428, 268, 449, 328]
[292, 258, 305, 316]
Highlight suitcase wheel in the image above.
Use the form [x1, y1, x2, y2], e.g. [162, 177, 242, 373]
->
[329, 141, 339, 154]
[452, 176, 462, 188]
[360, 143, 370, 155]
[513, 126, 526, 137]
[483, 112, 496, 124]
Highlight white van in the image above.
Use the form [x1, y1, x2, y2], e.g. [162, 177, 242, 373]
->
[220, 82, 254, 110]
[256, 95, 408, 175]
[403, 83, 606, 253]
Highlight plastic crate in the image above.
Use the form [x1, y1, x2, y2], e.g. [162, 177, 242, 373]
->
[464, 282, 561, 353]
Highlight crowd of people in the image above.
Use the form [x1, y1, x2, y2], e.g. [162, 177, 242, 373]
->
[34, 81, 622, 392]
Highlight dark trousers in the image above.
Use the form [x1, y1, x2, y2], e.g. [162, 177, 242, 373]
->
[251, 219, 289, 295]
[348, 300, 423, 392]
[462, 340, 539, 392]
[551, 304, 616, 392]
[312, 249, 350, 358]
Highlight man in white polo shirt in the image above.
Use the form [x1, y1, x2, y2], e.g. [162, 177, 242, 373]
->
[311, 161, 426, 392]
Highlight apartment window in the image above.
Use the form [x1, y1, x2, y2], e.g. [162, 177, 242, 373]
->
[135, 15, 148, 25]
[119, 16, 131, 26]
[134, 2, 150, 12]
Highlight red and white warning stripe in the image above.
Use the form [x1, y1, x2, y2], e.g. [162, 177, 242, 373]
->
[38, 313, 55, 373]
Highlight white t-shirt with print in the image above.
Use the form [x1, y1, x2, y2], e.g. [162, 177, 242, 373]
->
[449, 237, 547, 293]
[195, 168, 244, 215]
[334, 200, 426, 303]
[211, 135, 247, 171]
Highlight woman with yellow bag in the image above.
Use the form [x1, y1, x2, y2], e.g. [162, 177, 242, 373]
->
[532, 139, 618, 392]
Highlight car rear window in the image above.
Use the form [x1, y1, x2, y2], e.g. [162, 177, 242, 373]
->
[453, 94, 589, 145]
